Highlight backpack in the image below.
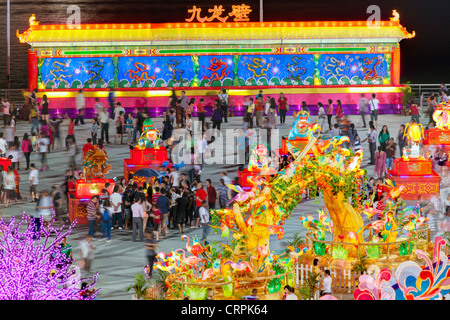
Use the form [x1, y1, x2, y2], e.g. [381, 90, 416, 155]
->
[103, 208, 110, 222]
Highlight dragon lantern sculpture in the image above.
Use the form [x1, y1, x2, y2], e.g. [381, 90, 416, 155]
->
[81, 145, 113, 180]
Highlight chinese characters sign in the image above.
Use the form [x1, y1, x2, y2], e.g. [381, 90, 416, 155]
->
[186, 4, 252, 23]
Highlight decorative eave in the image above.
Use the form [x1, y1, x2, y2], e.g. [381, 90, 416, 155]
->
[17, 11, 415, 48]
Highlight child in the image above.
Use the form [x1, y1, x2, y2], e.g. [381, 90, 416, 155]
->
[150, 203, 161, 241]
[187, 98, 194, 118]
[186, 114, 193, 135]
[354, 134, 362, 152]
[31, 132, 38, 152]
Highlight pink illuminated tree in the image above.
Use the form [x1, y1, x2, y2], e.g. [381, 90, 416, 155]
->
[0, 213, 99, 300]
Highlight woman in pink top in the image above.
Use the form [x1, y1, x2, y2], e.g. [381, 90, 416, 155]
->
[21, 133, 32, 170]
[335, 100, 344, 123]
[326, 99, 334, 130]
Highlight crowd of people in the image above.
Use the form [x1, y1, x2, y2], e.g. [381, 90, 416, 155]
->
[0, 83, 449, 297]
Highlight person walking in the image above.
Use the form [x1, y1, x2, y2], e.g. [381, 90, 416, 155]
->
[86, 195, 100, 238]
[131, 196, 145, 242]
[115, 110, 125, 144]
[156, 188, 170, 236]
[108, 88, 116, 118]
[397, 124, 407, 157]
[179, 91, 189, 126]
[199, 200, 210, 243]
[427, 96, 438, 125]
[369, 94, 379, 128]
[41, 95, 50, 124]
[278, 93, 288, 125]
[74, 89, 85, 125]
[218, 88, 229, 123]
[197, 98, 205, 131]
[217, 178, 229, 209]
[79, 235, 96, 273]
[49, 117, 63, 151]
[28, 163, 39, 202]
[326, 99, 334, 130]
[358, 94, 368, 128]
[29, 103, 40, 134]
[38, 132, 50, 171]
[194, 182, 208, 228]
[175, 191, 188, 234]
[21, 133, 32, 170]
[99, 107, 110, 144]
[64, 115, 76, 150]
[125, 113, 134, 145]
[4, 166, 15, 208]
[145, 232, 158, 278]
[1, 97, 10, 128]
[374, 146, 386, 178]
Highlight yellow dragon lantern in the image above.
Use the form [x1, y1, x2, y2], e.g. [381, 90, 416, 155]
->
[81, 146, 113, 180]
[402, 122, 424, 160]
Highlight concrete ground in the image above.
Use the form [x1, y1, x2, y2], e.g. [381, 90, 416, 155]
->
[0, 111, 447, 300]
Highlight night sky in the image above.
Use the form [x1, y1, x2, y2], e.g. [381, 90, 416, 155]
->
[1, 0, 449, 89]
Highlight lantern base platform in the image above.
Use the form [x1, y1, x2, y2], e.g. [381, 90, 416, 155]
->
[68, 198, 90, 225]
[238, 168, 273, 190]
[385, 170, 440, 200]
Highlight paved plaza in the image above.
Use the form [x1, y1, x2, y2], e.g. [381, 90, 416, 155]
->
[0, 111, 448, 300]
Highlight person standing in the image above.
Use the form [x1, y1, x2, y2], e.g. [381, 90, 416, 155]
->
[1, 98, 10, 128]
[385, 138, 396, 170]
[28, 163, 39, 202]
[125, 113, 134, 145]
[74, 89, 85, 125]
[49, 117, 63, 151]
[38, 133, 50, 171]
[427, 96, 438, 125]
[64, 115, 76, 150]
[82, 138, 94, 160]
[4, 166, 15, 208]
[99, 107, 110, 144]
[91, 117, 99, 145]
[94, 97, 104, 117]
[218, 88, 229, 123]
[115, 111, 125, 144]
[217, 179, 229, 209]
[245, 97, 255, 128]
[374, 146, 387, 178]
[321, 270, 333, 297]
[110, 186, 123, 230]
[131, 196, 145, 242]
[199, 200, 210, 243]
[197, 98, 205, 131]
[205, 179, 216, 210]
[255, 96, 264, 128]
[41, 95, 50, 124]
[99, 199, 113, 242]
[358, 94, 368, 128]
[278, 93, 288, 125]
[194, 182, 208, 228]
[113, 102, 125, 122]
[211, 101, 223, 131]
[335, 100, 344, 124]
[156, 188, 170, 236]
[108, 88, 116, 118]
[267, 97, 278, 129]
[362, 124, 377, 165]
[179, 91, 189, 126]
[175, 191, 188, 234]
[397, 124, 407, 158]
[317, 102, 326, 133]
[145, 232, 158, 278]
[79, 235, 96, 273]
[195, 133, 208, 168]
[86, 195, 100, 238]
[378, 125, 390, 152]
[29, 103, 40, 134]
[369, 94, 379, 128]
[21, 133, 32, 170]
[326, 99, 334, 131]
[409, 98, 420, 124]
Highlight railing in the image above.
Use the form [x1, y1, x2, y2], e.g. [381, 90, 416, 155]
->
[407, 84, 447, 112]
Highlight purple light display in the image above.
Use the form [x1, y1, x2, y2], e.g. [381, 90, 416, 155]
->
[0, 213, 99, 300]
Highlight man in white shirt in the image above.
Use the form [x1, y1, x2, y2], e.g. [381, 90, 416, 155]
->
[99, 107, 110, 144]
[113, 102, 125, 121]
[369, 93, 379, 129]
[28, 163, 39, 202]
[321, 269, 332, 296]
[110, 186, 123, 229]
[75, 89, 85, 125]
[199, 201, 210, 242]
[131, 197, 145, 241]
[0, 132, 7, 157]
[195, 134, 207, 168]
[79, 235, 96, 272]
[170, 167, 180, 187]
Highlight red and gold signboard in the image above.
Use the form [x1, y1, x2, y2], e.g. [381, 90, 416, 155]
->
[391, 158, 433, 176]
[385, 171, 440, 200]
[75, 178, 115, 199]
[427, 128, 450, 145]
[130, 147, 167, 165]
[68, 198, 89, 224]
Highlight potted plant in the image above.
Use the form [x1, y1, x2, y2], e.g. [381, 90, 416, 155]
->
[151, 269, 169, 300]
[303, 271, 321, 300]
[400, 82, 414, 116]
[126, 272, 150, 300]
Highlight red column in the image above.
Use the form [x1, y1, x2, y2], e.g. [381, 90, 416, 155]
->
[392, 45, 401, 86]
[28, 49, 37, 91]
